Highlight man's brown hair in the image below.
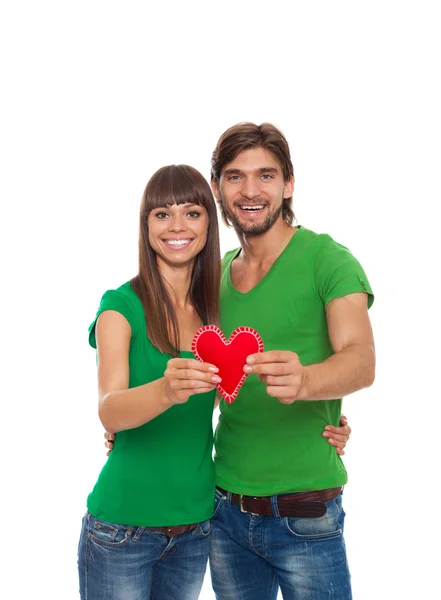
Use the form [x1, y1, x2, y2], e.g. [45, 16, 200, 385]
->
[211, 122, 295, 226]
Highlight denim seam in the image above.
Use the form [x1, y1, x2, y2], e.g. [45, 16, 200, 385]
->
[133, 526, 144, 543]
[159, 536, 175, 557]
[270, 495, 281, 519]
[84, 513, 91, 600]
[283, 516, 343, 540]
[267, 569, 277, 600]
[87, 526, 132, 548]
[213, 493, 226, 518]
[197, 520, 211, 538]
[260, 518, 266, 557]
[248, 516, 263, 556]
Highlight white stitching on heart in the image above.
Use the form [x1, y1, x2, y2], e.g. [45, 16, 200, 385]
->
[191, 326, 264, 403]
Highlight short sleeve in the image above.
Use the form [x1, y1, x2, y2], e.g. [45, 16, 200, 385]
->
[88, 289, 138, 348]
[313, 236, 374, 308]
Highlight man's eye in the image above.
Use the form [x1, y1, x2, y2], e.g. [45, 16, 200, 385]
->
[228, 175, 240, 181]
[261, 174, 274, 180]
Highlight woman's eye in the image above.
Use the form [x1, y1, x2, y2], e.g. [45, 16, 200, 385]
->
[155, 212, 169, 219]
[187, 211, 201, 218]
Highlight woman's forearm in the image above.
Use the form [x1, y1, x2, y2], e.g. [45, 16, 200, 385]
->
[99, 378, 172, 434]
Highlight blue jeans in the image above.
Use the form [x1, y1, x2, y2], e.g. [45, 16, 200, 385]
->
[78, 512, 210, 599]
[209, 488, 352, 600]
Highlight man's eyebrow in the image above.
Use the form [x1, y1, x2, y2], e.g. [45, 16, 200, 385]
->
[223, 168, 243, 176]
[258, 167, 279, 174]
[223, 167, 279, 176]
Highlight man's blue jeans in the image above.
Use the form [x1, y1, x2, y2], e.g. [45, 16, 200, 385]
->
[209, 488, 352, 600]
[78, 512, 210, 599]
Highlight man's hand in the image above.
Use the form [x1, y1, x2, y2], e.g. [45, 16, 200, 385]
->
[323, 414, 352, 455]
[104, 415, 352, 457]
[244, 350, 304, 404]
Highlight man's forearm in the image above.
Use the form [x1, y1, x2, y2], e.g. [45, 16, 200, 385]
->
[297, 343, 375, 401]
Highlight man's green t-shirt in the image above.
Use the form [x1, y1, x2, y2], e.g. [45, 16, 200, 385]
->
[87, 281, 216, 527]
[215, 226, 374, 496]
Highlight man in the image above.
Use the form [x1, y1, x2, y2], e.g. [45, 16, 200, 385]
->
[208, 122, 374, 599]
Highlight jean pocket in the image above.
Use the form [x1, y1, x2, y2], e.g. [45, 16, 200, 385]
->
[283, 497, 344, 541]
[88, 515, 132, 548]
[194, 519, 211, 538]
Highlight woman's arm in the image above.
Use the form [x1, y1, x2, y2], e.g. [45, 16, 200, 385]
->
[323, 414, 352, 456]
[96, 310, 219, 433]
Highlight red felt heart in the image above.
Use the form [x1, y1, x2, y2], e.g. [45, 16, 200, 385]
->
[192, 326, 264, 403]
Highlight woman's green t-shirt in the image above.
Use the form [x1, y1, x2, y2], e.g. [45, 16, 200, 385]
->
[86, 281, 216, 527]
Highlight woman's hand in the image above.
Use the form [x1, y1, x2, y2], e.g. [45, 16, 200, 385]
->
[105, 413, 352, 457]
[162, 358, 221, 405]
[104, 431, 115, 456]
[103, 358, 220, 452]
[322, 414, 352, 455]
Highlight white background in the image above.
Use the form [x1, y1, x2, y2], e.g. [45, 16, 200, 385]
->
[1, 1, 440, 598]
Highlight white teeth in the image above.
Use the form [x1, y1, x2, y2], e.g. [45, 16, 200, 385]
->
[241, 205, 265, 211]
[164, 239, 191, 246]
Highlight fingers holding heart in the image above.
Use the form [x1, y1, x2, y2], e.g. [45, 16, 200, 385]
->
[258, 374, 293, 386]
[244, 352, 294, 375]
[164, 358, 221, 404]
[245, 351, 304, 403]
[168, 367, 221, 387]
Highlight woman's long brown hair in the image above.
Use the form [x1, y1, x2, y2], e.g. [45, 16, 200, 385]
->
[131, 165, 220, 356]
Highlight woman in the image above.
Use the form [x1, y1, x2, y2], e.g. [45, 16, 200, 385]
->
[78, 165, 221, 600]
[78, 164, 351, 600]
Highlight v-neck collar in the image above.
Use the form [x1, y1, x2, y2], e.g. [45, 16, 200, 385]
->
[226, 226, 305, 297]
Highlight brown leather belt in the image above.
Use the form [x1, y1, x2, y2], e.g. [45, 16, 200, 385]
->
[146, 523, 198, 536]
[217, 486, 342, 518]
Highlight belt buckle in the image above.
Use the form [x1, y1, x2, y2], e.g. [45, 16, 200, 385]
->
[239, 495, 259, 516]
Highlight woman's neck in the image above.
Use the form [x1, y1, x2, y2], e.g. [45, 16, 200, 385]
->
[157, 260, 194, 309]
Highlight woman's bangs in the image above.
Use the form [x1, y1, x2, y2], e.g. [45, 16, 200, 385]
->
[145, 166, 210, 213]
[167, 180, 206, 208]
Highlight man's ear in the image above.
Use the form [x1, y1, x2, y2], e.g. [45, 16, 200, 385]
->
[283, 175, 295, 198]
[211, 178, 221, 201]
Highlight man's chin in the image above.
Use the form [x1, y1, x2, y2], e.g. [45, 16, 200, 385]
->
[228, 204, 282, 236]
[235, 223, 271, 236]
[232, 214, 280, 236]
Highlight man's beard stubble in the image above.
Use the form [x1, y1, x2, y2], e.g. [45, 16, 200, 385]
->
[223, 201, 283, 237]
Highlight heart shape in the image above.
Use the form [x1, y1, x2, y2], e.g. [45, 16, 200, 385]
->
[192, 326, 264, 403]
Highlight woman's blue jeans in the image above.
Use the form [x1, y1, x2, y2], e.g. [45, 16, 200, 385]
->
[78, 512, 210, 599]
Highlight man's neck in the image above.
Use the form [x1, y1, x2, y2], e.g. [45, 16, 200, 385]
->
[235, 220, 298, 267]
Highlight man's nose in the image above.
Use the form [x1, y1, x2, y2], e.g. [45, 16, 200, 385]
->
[240, 177, 260, 199]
